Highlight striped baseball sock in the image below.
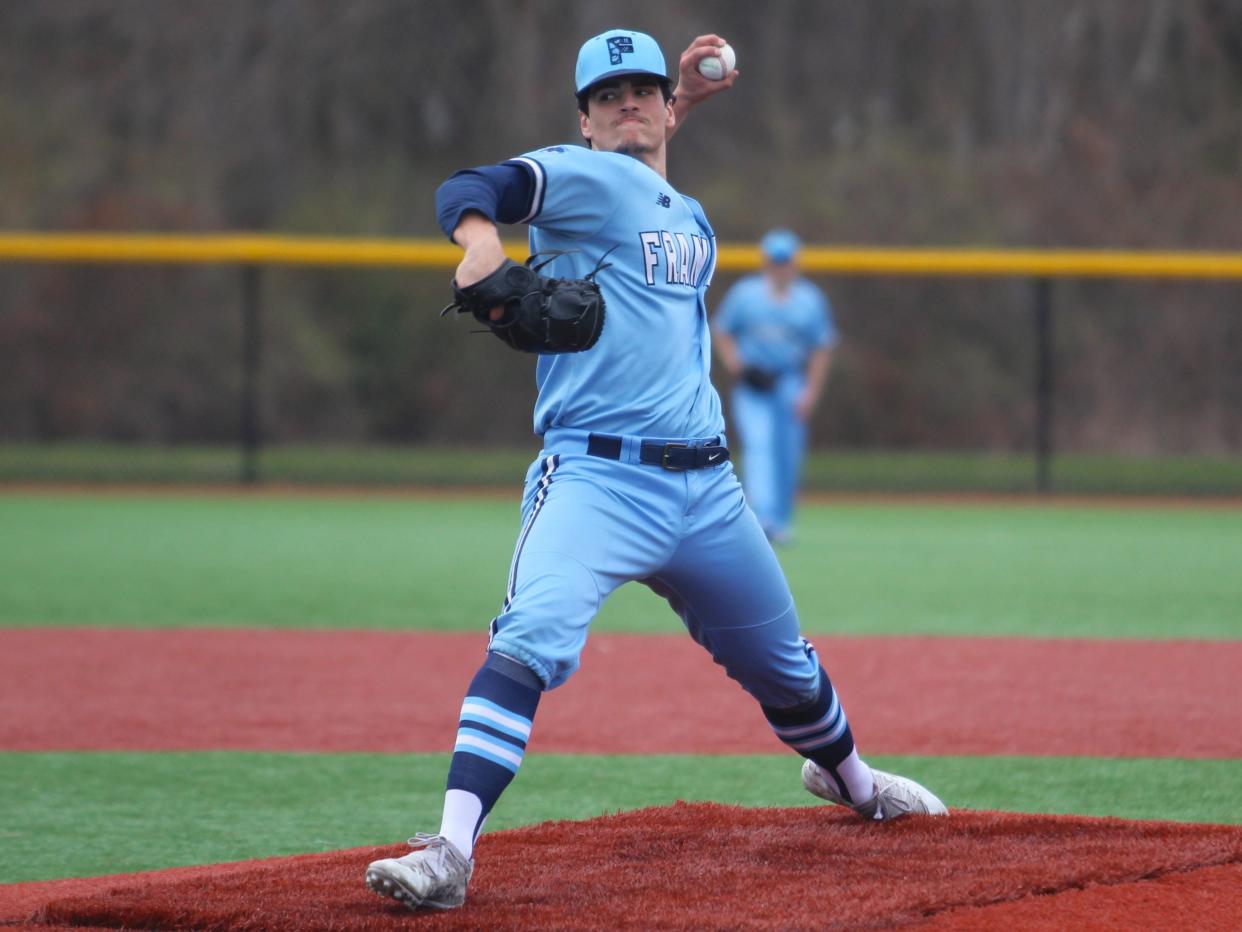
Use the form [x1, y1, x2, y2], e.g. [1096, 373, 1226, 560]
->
[762, 665, 875, 805]
[439, 652, 541, 859]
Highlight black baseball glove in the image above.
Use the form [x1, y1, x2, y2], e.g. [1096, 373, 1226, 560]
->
[440, 250, 609, 354]
[740, 365, 778, 391]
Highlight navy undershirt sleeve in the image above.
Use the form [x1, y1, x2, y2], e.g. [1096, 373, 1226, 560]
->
[435, 163, 536, 239]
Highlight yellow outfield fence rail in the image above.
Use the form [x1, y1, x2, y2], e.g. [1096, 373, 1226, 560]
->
[4, 232, 1242, 278]
[2, 231, 1239, 489]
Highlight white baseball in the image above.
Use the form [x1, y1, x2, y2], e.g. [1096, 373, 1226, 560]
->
[696, 43, 736, 81]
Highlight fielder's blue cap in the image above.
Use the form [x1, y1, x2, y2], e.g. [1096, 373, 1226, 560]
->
[761, 229, 802, 263]
[575, 29, 667, 94]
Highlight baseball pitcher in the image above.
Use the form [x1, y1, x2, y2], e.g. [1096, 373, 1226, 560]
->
[365, 28, 946, 913]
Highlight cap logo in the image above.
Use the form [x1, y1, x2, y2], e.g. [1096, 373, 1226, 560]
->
[607, 35, 634, 65]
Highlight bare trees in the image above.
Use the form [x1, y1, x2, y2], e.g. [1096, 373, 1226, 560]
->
[1, 0, 1240, 452]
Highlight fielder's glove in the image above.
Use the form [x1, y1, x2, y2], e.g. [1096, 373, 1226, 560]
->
[740, 365, 778, 391]
[440, 250, 609, 354]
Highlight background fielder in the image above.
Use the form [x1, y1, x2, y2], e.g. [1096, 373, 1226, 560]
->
[714, 230, 837, 543]
[365, 28, 945, 913]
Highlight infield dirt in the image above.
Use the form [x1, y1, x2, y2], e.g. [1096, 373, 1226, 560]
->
[3, 629, 1240, 757]
[4, 803, 1240, 930]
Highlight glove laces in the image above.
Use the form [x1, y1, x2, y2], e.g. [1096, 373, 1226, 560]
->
[527, 245, 617, 283]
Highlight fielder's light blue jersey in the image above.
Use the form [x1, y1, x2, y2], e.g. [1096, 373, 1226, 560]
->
[505, 145, 724, 439]
[715, 276, 837, 376]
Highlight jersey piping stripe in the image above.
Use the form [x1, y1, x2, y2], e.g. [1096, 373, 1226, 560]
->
[502, 453, 560, 612]
[511, 157, 546, 224]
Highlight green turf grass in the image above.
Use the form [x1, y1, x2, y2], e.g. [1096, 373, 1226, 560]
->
[4, 443, 1242, 494]
[2, 493, 1240, 638]
[3, 752, 1240, 883]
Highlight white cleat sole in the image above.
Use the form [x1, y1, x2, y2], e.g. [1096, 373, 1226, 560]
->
[365, 861, 466, 911]
[365, 865, 419, 909]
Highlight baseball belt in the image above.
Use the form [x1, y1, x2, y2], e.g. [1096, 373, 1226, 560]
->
[586, 433, 730, 471]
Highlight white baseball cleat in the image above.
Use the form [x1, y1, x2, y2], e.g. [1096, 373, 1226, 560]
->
[802, 759, 948, 821]
[365, 833, 474, 910]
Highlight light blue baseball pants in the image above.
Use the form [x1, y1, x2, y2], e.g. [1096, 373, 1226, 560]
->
[486, 427, 820, 708]
[731, 375, 808, 537]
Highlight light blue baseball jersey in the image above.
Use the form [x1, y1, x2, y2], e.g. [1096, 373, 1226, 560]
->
[715, 275, 837, 376]
[504, 145, 723, 439]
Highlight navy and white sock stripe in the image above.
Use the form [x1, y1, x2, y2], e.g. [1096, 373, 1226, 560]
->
[454, 696, 533, 774]
[500, 454, 560, 614]
[446, 654, 542, 838]
[768, 688, 848, 752]
[762, 662, 856, 770]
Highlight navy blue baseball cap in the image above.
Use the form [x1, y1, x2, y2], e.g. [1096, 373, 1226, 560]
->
[761, 229, 801, 263]
[575, 29, 668, 94]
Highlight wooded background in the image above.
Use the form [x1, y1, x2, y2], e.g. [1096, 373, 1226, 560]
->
[2, 0, 1240, 453]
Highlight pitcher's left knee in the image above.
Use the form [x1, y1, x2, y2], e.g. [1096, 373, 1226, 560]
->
[702, 607, 820, 707]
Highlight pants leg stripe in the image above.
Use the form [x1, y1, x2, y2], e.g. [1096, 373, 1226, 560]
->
[501, 454, 560, 615]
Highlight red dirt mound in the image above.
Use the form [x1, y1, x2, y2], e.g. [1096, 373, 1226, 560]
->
[27, 804, 1242, 931]
[923, 862, 1242, 930]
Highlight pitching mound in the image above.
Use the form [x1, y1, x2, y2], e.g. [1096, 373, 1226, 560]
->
[25, 803, 1242, 930]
